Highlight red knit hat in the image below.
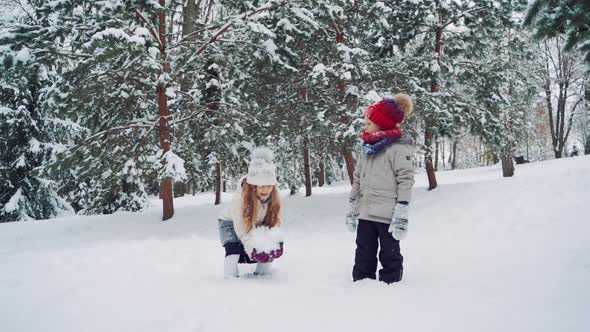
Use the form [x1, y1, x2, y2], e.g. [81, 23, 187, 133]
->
[365, 94, 414, 130]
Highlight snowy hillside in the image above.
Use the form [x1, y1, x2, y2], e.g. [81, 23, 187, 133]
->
[2, 156, 589, 332]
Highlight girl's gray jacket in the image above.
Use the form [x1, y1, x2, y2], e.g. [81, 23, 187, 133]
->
[349, 137, 416, 224]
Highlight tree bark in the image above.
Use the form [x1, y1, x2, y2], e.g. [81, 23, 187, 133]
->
[335, 16, 357, 186]
[290, 160, 299, 196]
[447, 140, 453, 165]
[182, 0, 201, 38]
[434, 136, 440, 172]
[543, 39, 580, 159]
[174, 182, 186, 197]
[543, 75, 558, 158]
[303, 138, 312, 197]
[425, 6, 443, 190]
[501, 147, 514, 177]
[424, 128, 437, 190]
[342, 143, 355, 185]
[318, 159, 325, 187]
[215, 161, 221, 205]
[158, 0, 174, 221]
[526, 131, 530, 161]
[441, 137, 446, 170]
[191, 169, 197, 195]
[451, 139, 458, 170]
[174, 0, 200, 197]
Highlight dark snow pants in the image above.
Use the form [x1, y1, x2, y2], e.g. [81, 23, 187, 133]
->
[224, 242, 255, 264]
[218, 219, 255, 264]
[353, 219, 404, 283]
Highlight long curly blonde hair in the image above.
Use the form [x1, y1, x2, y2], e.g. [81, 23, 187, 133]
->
[241, 178, 281, 233]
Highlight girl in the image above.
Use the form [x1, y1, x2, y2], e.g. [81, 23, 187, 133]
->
[346, 94, 415, 284]
[218, 147, 283, 278]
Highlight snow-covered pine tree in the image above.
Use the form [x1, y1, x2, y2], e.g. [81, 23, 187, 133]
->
[523, 0, 590, 70]
[583, 86, 590, 154]
[37, 1, 168, 215]
[464, 28, 537, 177]
[211, 0, 360, 195]
[344, 0, 532, 184]
[0, 17, 71, 221]
[169, 0, 318, 198]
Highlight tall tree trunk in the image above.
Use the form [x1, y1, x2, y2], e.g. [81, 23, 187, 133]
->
[543, 40, 579, 159]
[335, 16, 356, 185]
[451, 139, 458, 170]
[180, 0, 201, 93]
[303, 138, 312, 197]
[501, 146, 514, 177]
[424, 128, 437, 190]
[543, 75, 558, 158]
[441, 137, 446, 170]
[290, 161, 299, 196]
[203, 40, 222, 206]
[174, 182, 186, 197]
[479, 138, 484, 165]
[342, 144, 355, 185]
[434, 136, 440, 172]
[318, 159, 325, 187]
[191, 169, 197, 195]
[558, 79, 569, 157]
[158, 0, 174, 221]
[526, 131, 530, 161]
[448, 140, 453, 166]
[214, 161, 221, 205]
[556, 81, 568, 158]
[425, 6, 442, 190]
[182, 0, 201, 37]
[172, 0, 200, 198]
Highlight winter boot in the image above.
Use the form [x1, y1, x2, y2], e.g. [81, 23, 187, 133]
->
[224, 254, 240, 279]
[254, 262, 271, 276]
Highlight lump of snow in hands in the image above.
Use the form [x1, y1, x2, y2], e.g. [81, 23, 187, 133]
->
[246, 226, 283, 253]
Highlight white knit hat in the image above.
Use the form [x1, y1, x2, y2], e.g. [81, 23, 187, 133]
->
[246, 147, 277, 186]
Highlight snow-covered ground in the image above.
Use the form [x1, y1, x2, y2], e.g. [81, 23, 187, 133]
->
[2, 156, 589, 332]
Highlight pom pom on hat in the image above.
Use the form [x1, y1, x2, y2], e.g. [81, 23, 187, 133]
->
[246, 147, 277, 186]
[393, 93, 413, 117]
[251, 146, 274, 163]
[365, 93, 414, 130]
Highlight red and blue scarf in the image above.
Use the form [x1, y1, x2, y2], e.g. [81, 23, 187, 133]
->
[361, 128, 403, 155]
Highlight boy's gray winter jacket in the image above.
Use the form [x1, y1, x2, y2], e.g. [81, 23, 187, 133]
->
[349, 137, 416, 224]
